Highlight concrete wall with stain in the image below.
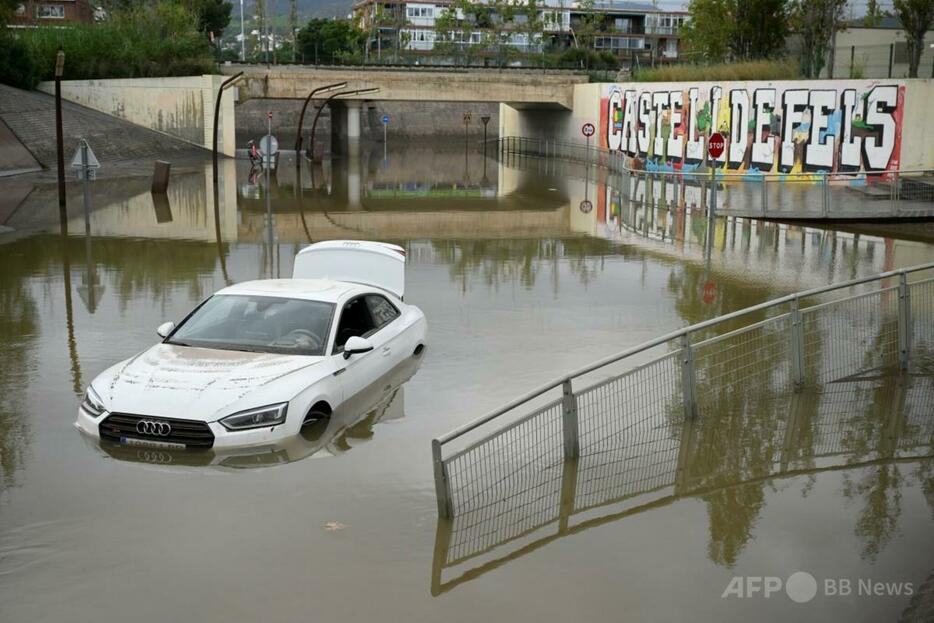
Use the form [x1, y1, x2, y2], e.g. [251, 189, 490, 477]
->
[37, 75, 237, 157]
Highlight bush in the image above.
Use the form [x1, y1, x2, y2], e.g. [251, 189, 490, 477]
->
[632, 59, 800, 82]
[0, 33, 42, 89]
[557, 48, 622, 71]
[17, 2, 214, 82]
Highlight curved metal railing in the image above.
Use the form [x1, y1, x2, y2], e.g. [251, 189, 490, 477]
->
[431, 261, 934, 518]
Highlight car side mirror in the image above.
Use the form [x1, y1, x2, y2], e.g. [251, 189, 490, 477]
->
[343, 336, 374, 359]
[156, 321, 175, 338]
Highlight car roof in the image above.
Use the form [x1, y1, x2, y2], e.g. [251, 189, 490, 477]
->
[214, 279, 375, 304]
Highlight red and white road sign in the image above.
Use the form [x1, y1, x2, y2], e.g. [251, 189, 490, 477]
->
[708, 132, 725, 159]
[581, 122, 595, 138]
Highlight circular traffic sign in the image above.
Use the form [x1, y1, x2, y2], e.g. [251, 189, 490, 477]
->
[701, 280, 718, 305]
[579, 199, 593, 213]
[381, 114, 390, 125]
[708, 132, 725, 159]
[259, 134, 278, 156]
[581, 123, 595, 138]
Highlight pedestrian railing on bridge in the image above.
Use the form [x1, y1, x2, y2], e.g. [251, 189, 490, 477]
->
[495, 136, 934, 219]
[431, 262, 934, 523]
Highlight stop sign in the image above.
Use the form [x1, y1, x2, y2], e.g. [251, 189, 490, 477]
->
[708, 132, 725, 159]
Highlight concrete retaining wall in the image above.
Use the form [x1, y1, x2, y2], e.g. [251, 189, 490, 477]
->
[37, 75, 237, 157]
[237, 99, 499, 149]
[503, 79, 934, 173]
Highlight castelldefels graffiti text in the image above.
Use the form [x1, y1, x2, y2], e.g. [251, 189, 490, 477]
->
[601, 81, 905, 175]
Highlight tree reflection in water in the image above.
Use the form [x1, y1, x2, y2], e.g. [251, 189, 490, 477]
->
[432, 371, 934, 594]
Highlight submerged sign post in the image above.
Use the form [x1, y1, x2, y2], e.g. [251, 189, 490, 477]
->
[71, 138, 100, 234]
[707, 132, 725, 219]
[582, 122, 595, 158]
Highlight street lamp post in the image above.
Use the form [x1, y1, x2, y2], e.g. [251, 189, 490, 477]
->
[295, 81, 348, 153]
[307, 87, 380, 160]
[54, 49, 66, 232]
[239, 0, 245, 62]
[211, 72, 244, 194]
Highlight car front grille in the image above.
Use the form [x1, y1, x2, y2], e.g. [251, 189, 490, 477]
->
[99, 413, 215, 449]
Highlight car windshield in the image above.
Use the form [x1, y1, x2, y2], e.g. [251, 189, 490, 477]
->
[167, 295, 334, 356]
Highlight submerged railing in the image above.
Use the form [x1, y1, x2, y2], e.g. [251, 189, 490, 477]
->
[495, 136, 934, 219]
[431, 262, 934, 519]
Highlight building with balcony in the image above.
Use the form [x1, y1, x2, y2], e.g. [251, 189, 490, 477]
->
[352, 0, 687, 64]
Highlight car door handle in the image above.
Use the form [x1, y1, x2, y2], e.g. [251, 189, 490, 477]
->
[381, 346, 391, 357]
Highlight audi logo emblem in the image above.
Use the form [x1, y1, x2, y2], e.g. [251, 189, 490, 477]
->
[136, 420, 172, 436]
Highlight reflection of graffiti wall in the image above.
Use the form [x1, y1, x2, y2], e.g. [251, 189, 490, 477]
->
[600, 81, 907, 176]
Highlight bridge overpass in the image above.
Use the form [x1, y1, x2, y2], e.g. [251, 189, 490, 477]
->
[223, 64, 589, 110]
[223, 64, 590, 155]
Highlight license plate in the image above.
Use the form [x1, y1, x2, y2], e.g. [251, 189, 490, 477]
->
[121, 437, 185, 450]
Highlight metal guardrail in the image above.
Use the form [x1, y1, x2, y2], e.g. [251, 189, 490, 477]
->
[431, 261, 934, 518]
[495, 136, 934, 219]
[431, 376, 934, 594]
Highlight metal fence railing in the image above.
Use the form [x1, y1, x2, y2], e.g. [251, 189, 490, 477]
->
[431, 262, 934, 521]
[495, 136, 934, 220]
[431, 372, 934, 595]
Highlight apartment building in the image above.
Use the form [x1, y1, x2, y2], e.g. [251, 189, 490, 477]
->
[353, 0, 687, 62]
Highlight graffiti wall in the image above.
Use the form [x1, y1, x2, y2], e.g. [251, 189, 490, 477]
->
[600, 81, 906, 176]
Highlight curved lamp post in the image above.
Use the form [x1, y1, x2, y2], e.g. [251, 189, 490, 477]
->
[307, 87, 380, 160]
[295, 81, 348, 153]
[211, 72, 243, 287]
[212, 72, 244, 193]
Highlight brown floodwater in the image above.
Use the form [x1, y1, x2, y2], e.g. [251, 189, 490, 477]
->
[1, 145, 932, 622]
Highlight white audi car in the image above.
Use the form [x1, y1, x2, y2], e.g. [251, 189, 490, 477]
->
[75, 241, 427, 451]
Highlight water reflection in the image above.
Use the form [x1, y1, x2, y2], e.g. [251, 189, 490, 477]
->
[431, 373, 934, 594]
[0, 143, 931, 621]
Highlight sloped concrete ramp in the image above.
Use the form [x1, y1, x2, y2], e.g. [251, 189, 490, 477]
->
[0, 117, 41, 177]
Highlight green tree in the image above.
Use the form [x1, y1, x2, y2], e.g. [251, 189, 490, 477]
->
[297, 18, 366, 64]
[893, 0, 934, 78]
[731, 0, 788, 60]
[433, 5, 462, 59]
[0, 0, 18, 26]
[863, 0, 890, 27]
[185, 0, 232, 40]
[17, 1, 213, 81]
[680, 0, 733, 62]
[682, 0, 787, 62]
[790, 0, 846, 78]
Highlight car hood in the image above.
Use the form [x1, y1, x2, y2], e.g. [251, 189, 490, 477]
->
[98, 344, 324, 421]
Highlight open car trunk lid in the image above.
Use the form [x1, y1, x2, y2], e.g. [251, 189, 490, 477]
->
[292, 240, 406, 299]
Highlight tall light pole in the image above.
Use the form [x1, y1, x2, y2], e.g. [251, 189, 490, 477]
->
[54, 49, 66, 232]
[295, 81, 348, 153]
[239, 0, 245, 62]
[259, 0, 269, 67]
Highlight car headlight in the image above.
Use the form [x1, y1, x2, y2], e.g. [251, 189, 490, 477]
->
[81, 386, 106, 418]
[219, 403, 289, 431]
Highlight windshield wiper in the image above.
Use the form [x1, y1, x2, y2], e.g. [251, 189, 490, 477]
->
[167, 340, 193, 347]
